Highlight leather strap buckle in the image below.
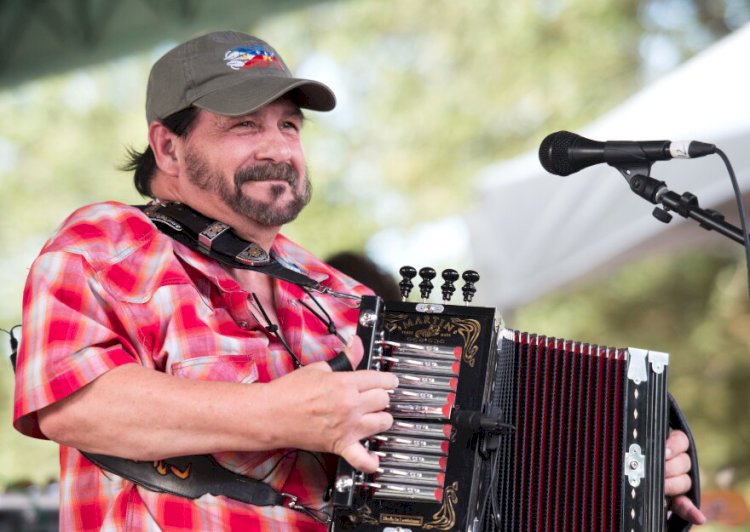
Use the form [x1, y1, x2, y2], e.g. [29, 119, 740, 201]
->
[198, 221, 230, 251]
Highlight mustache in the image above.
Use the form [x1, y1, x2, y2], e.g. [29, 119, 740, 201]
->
[234, 163, 298, 187]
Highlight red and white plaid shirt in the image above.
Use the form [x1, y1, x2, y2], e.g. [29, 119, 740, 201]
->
[14, 202, 371, 531]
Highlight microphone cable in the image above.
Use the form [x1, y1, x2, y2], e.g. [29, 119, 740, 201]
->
[2, 324, 20, 370]
[715, 148, 750, 299]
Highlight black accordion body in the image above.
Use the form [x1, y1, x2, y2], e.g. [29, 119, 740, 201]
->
[330, 295, 671, 531]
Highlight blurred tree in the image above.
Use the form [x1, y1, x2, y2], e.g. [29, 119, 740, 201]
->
[1, 1, 749, 511]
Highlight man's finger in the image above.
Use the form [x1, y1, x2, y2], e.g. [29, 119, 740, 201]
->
[344, 335, 365, 368]
[345, 369, 399, 392]
[666, 429, 690, 458]
[358, 388, 391, 413]
[341, 441, 379, 473]
[671, 494, 707, 525]
[665, 473, 692, 498]
[665, 452, 691, 479]
[358, 411, 394, 437]
[322, 335, 365, 372]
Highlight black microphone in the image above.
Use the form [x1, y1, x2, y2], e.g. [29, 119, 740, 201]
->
[538, 130, 716, 176]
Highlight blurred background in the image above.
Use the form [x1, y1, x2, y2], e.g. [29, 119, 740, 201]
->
[1, 0, 749, 529]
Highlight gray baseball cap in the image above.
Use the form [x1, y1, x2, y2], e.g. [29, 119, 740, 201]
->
[146, 30, 336, 123]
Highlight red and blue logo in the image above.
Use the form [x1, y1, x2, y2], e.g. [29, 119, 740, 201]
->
[223, 46, 284, 71]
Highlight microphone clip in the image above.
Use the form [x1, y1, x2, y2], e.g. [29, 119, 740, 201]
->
[627, 173, 675, 224]
[628, 174, 667, 204]
[614, 161, 653, 184]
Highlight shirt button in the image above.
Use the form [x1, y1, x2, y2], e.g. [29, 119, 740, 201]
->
[238, 321, 249, 329]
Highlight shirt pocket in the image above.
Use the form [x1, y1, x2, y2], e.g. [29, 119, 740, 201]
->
[170, 354, 258, 384]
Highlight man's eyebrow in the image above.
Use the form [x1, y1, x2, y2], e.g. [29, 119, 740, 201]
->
[286, 107, 306, 123]
[215, 106, 305, 126]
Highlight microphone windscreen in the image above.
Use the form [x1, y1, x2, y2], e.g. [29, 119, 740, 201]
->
[538, 130, 579, 176]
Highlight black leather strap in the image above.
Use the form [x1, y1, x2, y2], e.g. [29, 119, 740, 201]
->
[138, 202, 321, 289]
[84, 452, 286, 507]
[666, 392, 701, 532]
[326, 351, 353, 372]
[8, 325, 291, 509]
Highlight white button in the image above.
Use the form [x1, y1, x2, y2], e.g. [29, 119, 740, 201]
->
[238, 321, 248, 329]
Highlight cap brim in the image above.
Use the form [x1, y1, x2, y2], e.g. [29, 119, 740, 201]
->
[192, 76, 336, 116]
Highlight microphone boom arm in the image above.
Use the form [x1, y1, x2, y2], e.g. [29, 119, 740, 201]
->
[628, 173, 747, 246]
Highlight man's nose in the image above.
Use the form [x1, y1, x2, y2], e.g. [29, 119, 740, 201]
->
[254, 129, 293, 163]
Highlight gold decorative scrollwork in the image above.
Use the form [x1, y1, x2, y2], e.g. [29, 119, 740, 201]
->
[384, 313, 410, 334]
[384, 314, 481, 368]
[424, 481, 459, 530]
[357, 503, 379, 525]
[415, 322, 444, 339]
[450, 318, 481, 367]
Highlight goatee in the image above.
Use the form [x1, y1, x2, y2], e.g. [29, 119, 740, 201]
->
[185, 151, 312, 226]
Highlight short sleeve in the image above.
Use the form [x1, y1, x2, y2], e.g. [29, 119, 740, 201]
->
[13, 250, 138, 439]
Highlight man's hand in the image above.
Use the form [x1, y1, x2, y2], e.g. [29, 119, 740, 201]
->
[665, 429, 706, 525]
[263, 336, 398, 473]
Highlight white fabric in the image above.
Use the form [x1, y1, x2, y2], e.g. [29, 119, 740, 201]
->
[465, 23, 750, 310]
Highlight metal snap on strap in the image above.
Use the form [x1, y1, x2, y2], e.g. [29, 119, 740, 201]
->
[236, 242, 271, 265]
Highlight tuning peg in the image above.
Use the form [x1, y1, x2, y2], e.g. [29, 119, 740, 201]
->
[418, 267, 437, 301]
[441, 269, 459, 302]
[399, 265, 417, 301]
[461, 270, 480, 305]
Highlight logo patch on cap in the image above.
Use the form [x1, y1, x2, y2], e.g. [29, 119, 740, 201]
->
[223, 47, 284, 71]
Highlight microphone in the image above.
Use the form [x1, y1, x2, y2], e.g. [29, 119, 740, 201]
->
[538, 130, 716, 176]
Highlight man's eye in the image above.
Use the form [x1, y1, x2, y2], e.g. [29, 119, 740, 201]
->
[235, 121, 257, 129]
[282, 121, 300, 131]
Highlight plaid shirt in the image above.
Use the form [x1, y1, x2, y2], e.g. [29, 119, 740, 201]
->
[14, 202, 371, 531]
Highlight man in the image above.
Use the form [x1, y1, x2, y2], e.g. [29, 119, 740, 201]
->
[13, 30, 703, 530]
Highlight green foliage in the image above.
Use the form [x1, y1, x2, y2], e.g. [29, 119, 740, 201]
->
[0, 355, 58, 487]
[1, 7, 750, 530]
[265, 0, 646, 254]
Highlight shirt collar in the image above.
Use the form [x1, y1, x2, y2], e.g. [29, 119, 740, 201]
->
[170, 240, 244, 293]
[271, 234, 331, 284]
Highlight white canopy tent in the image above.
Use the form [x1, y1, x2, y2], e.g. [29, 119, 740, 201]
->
[465, 23, 750, 311]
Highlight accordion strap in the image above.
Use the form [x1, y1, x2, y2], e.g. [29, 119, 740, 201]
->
[667, 392, 701, 532]
[136, 201, 359, 303]
[138, 201, 321, 289]
[83, 452, 286, 507]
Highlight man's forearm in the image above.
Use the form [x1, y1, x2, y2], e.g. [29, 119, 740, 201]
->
[37, 360, 397, 472]
[38, 364, 280, 459]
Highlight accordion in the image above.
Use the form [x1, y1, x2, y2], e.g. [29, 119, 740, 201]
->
[329, 295, 673, 531]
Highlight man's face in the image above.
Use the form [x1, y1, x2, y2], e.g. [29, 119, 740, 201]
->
[180, 99, 311, 227]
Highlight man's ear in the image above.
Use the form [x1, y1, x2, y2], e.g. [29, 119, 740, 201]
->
[149, 121, 181, 177]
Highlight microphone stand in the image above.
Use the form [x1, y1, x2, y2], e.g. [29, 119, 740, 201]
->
[624, 172, 747, 246]
[610, 153, 750, 297]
